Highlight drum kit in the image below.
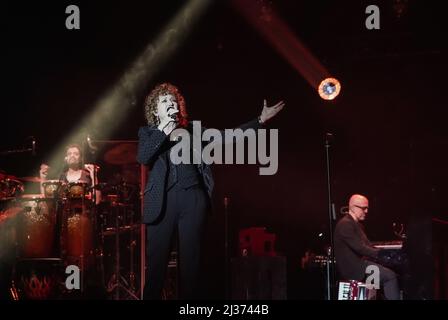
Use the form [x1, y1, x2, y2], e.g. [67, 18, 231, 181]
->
[0, 143, 141, 300]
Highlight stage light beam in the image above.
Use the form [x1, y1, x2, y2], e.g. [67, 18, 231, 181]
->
[44, 0, 211, 174]
[233, 0, 341, 100]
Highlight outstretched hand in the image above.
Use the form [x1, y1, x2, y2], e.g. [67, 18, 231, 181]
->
[260, 99, 285, 124]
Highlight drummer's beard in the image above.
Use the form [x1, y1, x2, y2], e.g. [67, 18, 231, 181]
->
[67, 158, 81, 170]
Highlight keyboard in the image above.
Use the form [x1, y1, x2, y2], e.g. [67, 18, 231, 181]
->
[372, 240, 403, 250]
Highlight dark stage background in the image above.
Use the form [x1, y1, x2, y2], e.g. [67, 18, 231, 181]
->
[2, 1, 447, 299]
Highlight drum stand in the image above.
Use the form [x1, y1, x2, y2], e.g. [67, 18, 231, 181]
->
[106, 203, 139, 300]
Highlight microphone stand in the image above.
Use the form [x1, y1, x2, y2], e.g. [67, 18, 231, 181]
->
[325, 133, 336, 300]
[224, 196, 230, 299]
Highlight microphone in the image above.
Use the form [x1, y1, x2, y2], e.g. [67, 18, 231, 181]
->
[31, 137, 36, 156]
[325, 132, 334, 146]
[168, 107, 179, 121]
[224, 196, 229, 209]
[169, 112, 179, 121]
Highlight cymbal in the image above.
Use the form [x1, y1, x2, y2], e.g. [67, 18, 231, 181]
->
[0, 172, 19, 181]
[104, 143, 137, 165]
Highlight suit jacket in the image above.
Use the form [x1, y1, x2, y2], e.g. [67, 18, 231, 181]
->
[334, 214, 379, 280]
[137, 118, 262, 224]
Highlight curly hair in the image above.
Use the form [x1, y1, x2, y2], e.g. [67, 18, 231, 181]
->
[143, 83, 188, 127]
[65, 144, 82, 158]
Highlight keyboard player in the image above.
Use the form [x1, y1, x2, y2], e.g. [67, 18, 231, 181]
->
[334, 194, 400, 300]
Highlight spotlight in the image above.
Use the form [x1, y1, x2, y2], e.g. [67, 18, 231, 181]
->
[318, 77, 341, 100]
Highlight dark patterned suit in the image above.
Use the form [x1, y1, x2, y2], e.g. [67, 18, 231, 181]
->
[137, 118, 261, 299]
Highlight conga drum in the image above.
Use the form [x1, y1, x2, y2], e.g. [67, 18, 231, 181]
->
[13, 195, 63, 300]
[0, 177, 24, 200]
[64, 182, 90, 199]
[16, 194, 59, 258]
[42, 180, 63, 199]
[61, 183, 94, 268]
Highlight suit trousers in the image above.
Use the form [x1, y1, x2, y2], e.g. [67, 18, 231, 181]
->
[143, 184, 208, 299]
[364, 260, 400, 300]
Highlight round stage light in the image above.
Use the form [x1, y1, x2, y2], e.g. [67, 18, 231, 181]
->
[318, 77, 341, 100]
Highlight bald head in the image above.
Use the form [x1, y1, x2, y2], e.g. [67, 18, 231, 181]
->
[348, 194, 369, 222]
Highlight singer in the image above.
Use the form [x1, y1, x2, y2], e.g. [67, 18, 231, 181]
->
[137, 83, 284, 299]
